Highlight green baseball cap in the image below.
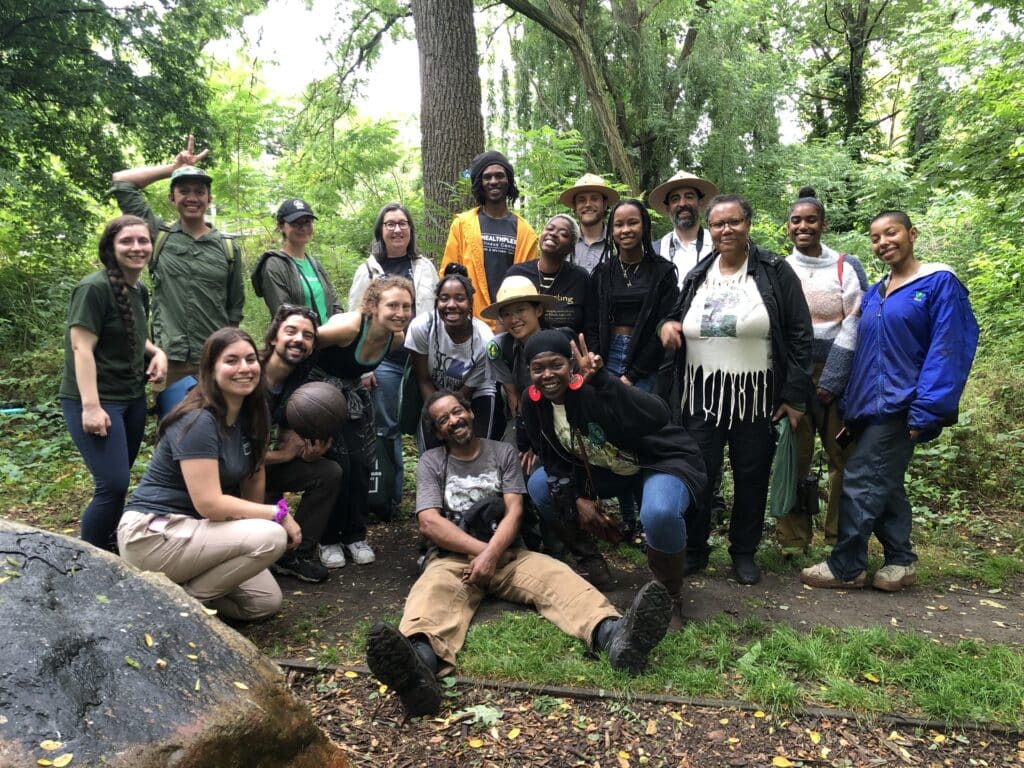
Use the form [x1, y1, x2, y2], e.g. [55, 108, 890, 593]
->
[170, 165, 213, 188]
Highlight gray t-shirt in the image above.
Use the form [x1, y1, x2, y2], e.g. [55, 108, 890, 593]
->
[126, 409, 255, 519]
[415, 439, 526, 556]
[405, 311, 496, 396]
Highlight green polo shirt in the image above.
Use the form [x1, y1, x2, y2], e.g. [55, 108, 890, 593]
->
[59, 270, 148, 402]
[109, 181, 245, 363]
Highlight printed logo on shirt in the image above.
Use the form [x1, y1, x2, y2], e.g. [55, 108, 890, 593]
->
[699, 285, 745, 337]
[913, 290, 926, 302]
[486, 339, 501, 360]
[242, 438, 252, 456]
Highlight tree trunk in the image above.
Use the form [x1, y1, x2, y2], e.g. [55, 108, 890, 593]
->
[411, 0, 485, 254]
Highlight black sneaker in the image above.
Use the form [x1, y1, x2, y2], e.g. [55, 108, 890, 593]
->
[366, 622, 442, 718]
[606, 581, 671, 674]
[271, 552, 328, 583]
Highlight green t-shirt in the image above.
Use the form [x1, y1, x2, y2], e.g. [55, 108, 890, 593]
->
[59, 270, 149, 402]
[295, 256, 328, 324]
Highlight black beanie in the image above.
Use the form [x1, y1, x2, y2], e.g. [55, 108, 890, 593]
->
[524, 329, 573, 363]
[470, 150, 514, 184]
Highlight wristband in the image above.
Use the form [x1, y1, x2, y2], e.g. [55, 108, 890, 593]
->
[273, 498, 290, 524]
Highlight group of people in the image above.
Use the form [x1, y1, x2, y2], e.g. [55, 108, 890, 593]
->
[59, 138, 979, 717]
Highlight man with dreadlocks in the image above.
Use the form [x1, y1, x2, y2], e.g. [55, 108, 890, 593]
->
[440, 150, 538, 330]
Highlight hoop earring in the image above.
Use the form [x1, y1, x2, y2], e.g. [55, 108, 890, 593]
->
[527, 385, 542, 402]
[569, 374, 584, 390]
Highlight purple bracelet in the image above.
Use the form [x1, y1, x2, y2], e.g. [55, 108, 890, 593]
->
[273, 498, 290, 525]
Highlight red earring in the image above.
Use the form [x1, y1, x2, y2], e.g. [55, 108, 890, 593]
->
[527, 385, 542, 401]
[569, 374, 584, 390]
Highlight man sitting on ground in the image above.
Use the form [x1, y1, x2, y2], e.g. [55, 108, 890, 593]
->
[365, 390, 671, 717]
[261, 305, 343, 583]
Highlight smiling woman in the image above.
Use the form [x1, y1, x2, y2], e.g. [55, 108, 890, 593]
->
[59, 215, 167, 552]
[117, 328, 298, 622]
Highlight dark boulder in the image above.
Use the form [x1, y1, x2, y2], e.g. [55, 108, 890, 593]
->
[0, 519, 347, 768]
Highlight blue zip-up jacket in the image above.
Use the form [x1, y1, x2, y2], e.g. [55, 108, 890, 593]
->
[841, 264, 978, 440]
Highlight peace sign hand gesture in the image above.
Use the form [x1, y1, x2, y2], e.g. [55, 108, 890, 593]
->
[570, 333, 602, 385]
[173, 134, 209, 167]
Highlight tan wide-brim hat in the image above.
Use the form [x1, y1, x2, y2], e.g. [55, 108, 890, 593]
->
[480, 276, 561, 321]
[649, 171, 719, 216]
[558, 173, 621, 208]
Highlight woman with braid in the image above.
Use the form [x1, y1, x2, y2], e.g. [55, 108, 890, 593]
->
[60, 215, 167, 551]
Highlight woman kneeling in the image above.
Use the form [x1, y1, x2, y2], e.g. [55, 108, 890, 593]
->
[118, 328, 301, 621]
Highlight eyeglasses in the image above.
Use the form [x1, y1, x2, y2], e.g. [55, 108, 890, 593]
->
[383, 221, 410, 231]
[708, 218, 747, 232]
[275, 303, 321, 326]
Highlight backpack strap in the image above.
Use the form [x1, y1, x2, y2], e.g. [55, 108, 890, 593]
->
[151, 225, 237, 274]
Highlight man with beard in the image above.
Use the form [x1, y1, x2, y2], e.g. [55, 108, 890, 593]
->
[260, 305, 342, 583]
[441, 150, 538, 328]
[559, 173, 620, 274]
[364, 390, 671, 718]
[650, 171, 718, 288]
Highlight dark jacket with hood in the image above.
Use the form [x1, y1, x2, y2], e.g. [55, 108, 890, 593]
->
[251, 249, 344, 323]
[584, 253, 679, 384]
[521, 367, 706, 499]
[665, 242, 813, 422]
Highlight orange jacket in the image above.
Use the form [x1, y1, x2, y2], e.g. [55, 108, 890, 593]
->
[440, 207, 539, 329]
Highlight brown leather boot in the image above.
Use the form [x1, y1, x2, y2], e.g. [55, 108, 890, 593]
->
[647, 547, 686, 629]
[548, 521, 613, 588]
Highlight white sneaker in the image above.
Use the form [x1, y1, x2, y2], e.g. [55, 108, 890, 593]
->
[872, 563, 917, 592]
[319, 544, 347, 569]
[345, 539, 376, 565]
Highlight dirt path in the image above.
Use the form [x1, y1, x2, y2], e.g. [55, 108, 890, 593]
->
[243, 518, 1024, 653]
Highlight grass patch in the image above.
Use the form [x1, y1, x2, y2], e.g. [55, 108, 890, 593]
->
[456, 613, 1024, 727]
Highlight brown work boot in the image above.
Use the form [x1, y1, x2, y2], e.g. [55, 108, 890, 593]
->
[646, 547, 686, 629]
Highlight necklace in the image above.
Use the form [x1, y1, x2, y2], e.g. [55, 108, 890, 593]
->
[537, 261, 563, 290]
[618, 258, 641, 287]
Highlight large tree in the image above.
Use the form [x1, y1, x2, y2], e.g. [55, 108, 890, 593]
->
[411, 0, 485, 247]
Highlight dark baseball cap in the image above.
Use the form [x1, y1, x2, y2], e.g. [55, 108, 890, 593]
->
[276, 198, 318, 223]
[169, 165, 213, 188]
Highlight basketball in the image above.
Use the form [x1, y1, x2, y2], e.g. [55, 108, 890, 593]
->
[286, 382, 348, 440]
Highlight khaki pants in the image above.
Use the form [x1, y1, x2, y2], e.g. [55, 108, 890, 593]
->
[118, 510, 286, 621]
[399, 550, 620, 676]
[775, 366, 850, 548]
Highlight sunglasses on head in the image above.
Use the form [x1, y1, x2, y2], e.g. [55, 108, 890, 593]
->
[276, 304, 321, 326]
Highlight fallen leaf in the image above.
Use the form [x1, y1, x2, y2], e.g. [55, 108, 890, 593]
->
[344, 670, 358, 678]
[932, 733, 946, 743]
[194, 678, 201, 691]
[754, 710, 766, 718]
[5, 556, 18, 566]
[507, 728, 520, 740]
[719, 718, 729, 725]
[155, 659, 167, 670]
[36, 760, 52, 766]
[186, 654, 199, 661]
[980, 599, 1005, 609]
[378, 683, 388, 694]
[467, 738, 484, 748]
[646, 719, 657, 735]
[233, 681, 249, 690]
[124, 656, 140, 669]
[809, 730, 821, 744]
[39, 741, 62, 751]
[95, 594, 109, 604]
[863, 672, 880, 683]
[772, 758, 793, 767]
[669, 711, 683, 722]
[52, 755, 73, 767]
[143, 633, 154, 647]
[0, 577, 9, 584]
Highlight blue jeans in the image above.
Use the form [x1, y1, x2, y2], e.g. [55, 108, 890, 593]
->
[828, 418, 918, 580]
[371, 356, 405, 504]
[528, 466, 690, 553]
[606, 334, 656, 393]
[62, 396, 147, 551]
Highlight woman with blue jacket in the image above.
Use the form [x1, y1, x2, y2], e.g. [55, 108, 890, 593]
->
[801, 211, 978, 592]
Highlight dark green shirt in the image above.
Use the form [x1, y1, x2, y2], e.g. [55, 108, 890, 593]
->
[59, 270, 148, 402]
[109, 181, 245, 363]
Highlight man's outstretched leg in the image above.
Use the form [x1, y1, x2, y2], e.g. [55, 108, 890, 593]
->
[366, 622, 442, 718]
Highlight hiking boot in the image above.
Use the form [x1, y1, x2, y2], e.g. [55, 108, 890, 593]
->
[682, 550, 709, 576]
[319, 543, 347, 569]
[549, 521, 613, 588]
[647, 547, 686, 630]
[605, 581, 672, 674]
[731, 554, 761, 585]
[800, 560, 866, 589]
[872, 563, 916, 592]
[271, 552, 329, 583]
[345, 539, 376, 565]
[366, 622, 442, 718]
